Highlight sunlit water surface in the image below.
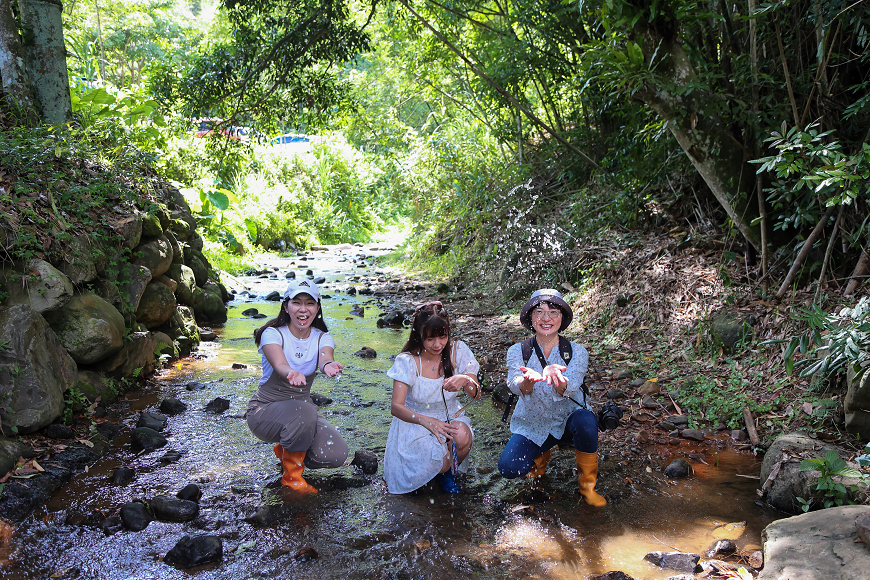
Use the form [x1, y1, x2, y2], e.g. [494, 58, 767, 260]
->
[1, 251, 783, 579]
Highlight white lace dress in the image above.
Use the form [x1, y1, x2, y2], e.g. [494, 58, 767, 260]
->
[383, 341, 480, 494]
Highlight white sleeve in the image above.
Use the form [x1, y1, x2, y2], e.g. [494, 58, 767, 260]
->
[454, 341, 480, 376]
[259, 327, 284, 349]
[386, 353, 415, 385]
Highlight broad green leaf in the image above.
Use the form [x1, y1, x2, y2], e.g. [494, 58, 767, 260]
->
[206, 190, 230, 211]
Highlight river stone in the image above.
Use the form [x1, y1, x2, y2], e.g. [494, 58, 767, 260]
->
[141, 213, 163, 238]
[42, 423, 75, 439]
[132, 235, 173, 279]
[0, 304, 76, 433]
[204, 397, 230, 414]
[664, 459, 693, 478]
[136, 281, 177, 329]
[43, 292, 126, 364]
[100, 515, 123, 536]
[168, 218, 191, 241]
[0, 437, 32, 475]
[588, 573, 634, 580]
[160, 450, 182, 463]
[166, 264, 196, 307]
[706, 539, 738, 558]
[606, 389, 625, 399]
[641, 395, 658, 409]
[265, 290, 281, 301]
[377, 311, 404, 328]
[164, 535, 223, 569]
[857, 513, 870, 546]
[845, 362, 870, 439]
[638, 381, 660, 395]
[2, 259, 72, 313]
[164, 230, 183, 265]
[155, 274, 177, 294]
[110, 467, 135, 485]
[759, 432, 865, 514]
[120, 501, 151, 531]
[670, 415, 689, 426]
[160, 398, 188, 415]
[710, 309, 754, 354]
[182, 246, 210, 287]
[137, 412, 167, 432]
[354, 346, 377, 359]
[199, 327, 217, 341]
[165, 305, 200, 345]
[681, 429, 705, 441]
[310, 392, 332, 406]
[313, 276, 326, 284]
[117, 262, 152, 313]
[131, 427, 167, 451]
[92, 331, 156, 379]
[57, 233, 99, 285]
[492, 382, 512, 404]
[73, 370, 115, 404]
[150, 495, 199, 522]
[351, 450, 379, 475]
[241, 308, 259, 317]
[177, 484, 202, 503]
[192, 283, 227, 324]
[188, 233, 204, 252]
[153, 331, 177, 358]
[642, 551, 700, 573]
[759, 505, 870, 580]
[110, 212, 142, 249]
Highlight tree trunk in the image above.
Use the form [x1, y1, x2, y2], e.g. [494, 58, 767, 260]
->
[0, 0, 39, 120]
[18, 0, 71, 126]
[633, 38, 761, 251]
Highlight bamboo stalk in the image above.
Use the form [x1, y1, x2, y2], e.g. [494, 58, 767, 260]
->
[844, 246, 870, 297]
[774, 16, 801, 128]
[814, 205, 844, 303]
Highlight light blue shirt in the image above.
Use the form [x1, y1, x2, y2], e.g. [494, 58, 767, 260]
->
[506, 338, 589, 446]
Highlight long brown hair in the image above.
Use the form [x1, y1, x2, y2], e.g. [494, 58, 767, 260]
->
[401, 302, 454, 378]
[253, 296, 328, 346]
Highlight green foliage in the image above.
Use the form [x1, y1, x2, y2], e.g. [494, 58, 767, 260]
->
[797, 449, 869, 512]
[771, 297, 870, 383]
[676, 364, 777, 429]
[62, 388, 90, 425]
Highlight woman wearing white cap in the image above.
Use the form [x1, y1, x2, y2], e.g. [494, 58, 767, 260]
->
[246, 279, 348, 493]
[497, 289, 605, 506]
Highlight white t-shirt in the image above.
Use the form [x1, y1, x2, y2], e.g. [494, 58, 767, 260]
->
[258, 326, 336, 384]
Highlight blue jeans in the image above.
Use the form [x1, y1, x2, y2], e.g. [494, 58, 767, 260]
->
[498, 408, 598, 479]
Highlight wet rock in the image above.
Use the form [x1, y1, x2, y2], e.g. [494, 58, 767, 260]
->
[120, 501, 151, 531]
[629, 378, 646, 387]
[130, 427, 167, 451]
[160, 450, 183, 463]
[635, 429, 650, 443]
[670, 415, 689, 426]
[101, 515, 123, 535]
[252, 313, 267, 319]
[351, 450, 379, 475]
[377, 311, 405, 328]
[589, 573, 634, 580]
[642, 551, 700, 573]
[310, 393, 333, 406]
[435, 282, 450, 293]
[164, 535, 223, 569]
[285, 271, 296, 279]
[681, 429, 705, 441]
[110, 467, 135, 485]
[748, 550, 763, 569]
[313, 276, 326, 284]
[358, 287, 373, 295]
[316, 474, 370, 491]
[43, 423, 75, 439]
[761, 506, 870, 580]
[265, 291, 281, 301]
[137, 412, 167, 432]
[177, 484, 202, 503]
[657, 421, 676, 431]
[185, 381, 207, 391]
[606, 389, 625, 399]
[346, 286, 357, 295]
[305, 269, 314, 276]
[294, 547, 319, 562]
[354, 346, 377, 359]
[245, 504, 296, 527]
[160, 398, 188, 415]
[241, 308, 259, 316]
[204, 397, 230, 414]
[231, 363, 247, 369]
[706, 539, 737, 558]
[150, 495, 199, 522]
[199, 328, 217, 341]
[664, 459, 693, 478]
[730, 429, 748, 442]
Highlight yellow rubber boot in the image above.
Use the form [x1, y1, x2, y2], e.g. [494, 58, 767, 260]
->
[275, 445, 318, 494]
[574, 451, 606, 506]
[525, 449, 552, 479]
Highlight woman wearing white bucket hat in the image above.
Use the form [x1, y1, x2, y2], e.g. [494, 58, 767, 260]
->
[246, 279, 348, 493]
[497, 288, 606, 506]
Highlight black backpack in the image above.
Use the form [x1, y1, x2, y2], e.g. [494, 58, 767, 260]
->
[501, 337, 588, 423]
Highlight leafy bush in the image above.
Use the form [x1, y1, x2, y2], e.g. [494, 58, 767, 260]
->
[796, 449, 869, 512]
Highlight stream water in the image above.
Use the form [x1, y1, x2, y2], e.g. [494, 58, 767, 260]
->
[1, 248, 785, 579]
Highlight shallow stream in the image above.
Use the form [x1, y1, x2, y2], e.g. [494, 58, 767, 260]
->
[1, 249, 784, 579]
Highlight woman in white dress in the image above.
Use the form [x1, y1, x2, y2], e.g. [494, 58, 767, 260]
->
[384, 301, 481, 494]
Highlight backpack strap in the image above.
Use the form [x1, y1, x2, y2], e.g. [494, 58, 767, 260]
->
[522, 336, 588, 401]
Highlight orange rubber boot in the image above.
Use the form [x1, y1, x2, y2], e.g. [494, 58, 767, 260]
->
[275, 445, 318, 494]
[525, 449, 552, 479]
[574, 451, 606, 506]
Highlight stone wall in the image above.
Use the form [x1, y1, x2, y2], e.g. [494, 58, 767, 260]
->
[0, 186, 229, 434]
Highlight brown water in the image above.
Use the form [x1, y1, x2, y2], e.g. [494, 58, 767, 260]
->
[0, 250, 784, 579]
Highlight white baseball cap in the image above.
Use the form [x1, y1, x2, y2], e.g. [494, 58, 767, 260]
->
[283, 279, 320, 301]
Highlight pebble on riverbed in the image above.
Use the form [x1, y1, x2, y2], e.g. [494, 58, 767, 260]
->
[109, 467, 135, 485]
[159, 398, 188, 415]
[164, 535, 223, 569]
[150, 495, 199, 522]
[642, 551, 701, 573]
[205, 397, 231, 413]
[177, 483, 202, 503]
[351, 449, 379, 474]
[130, 427, 167, 451]
[663, 459, 693, 478]
[120, 501, 151, 531]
